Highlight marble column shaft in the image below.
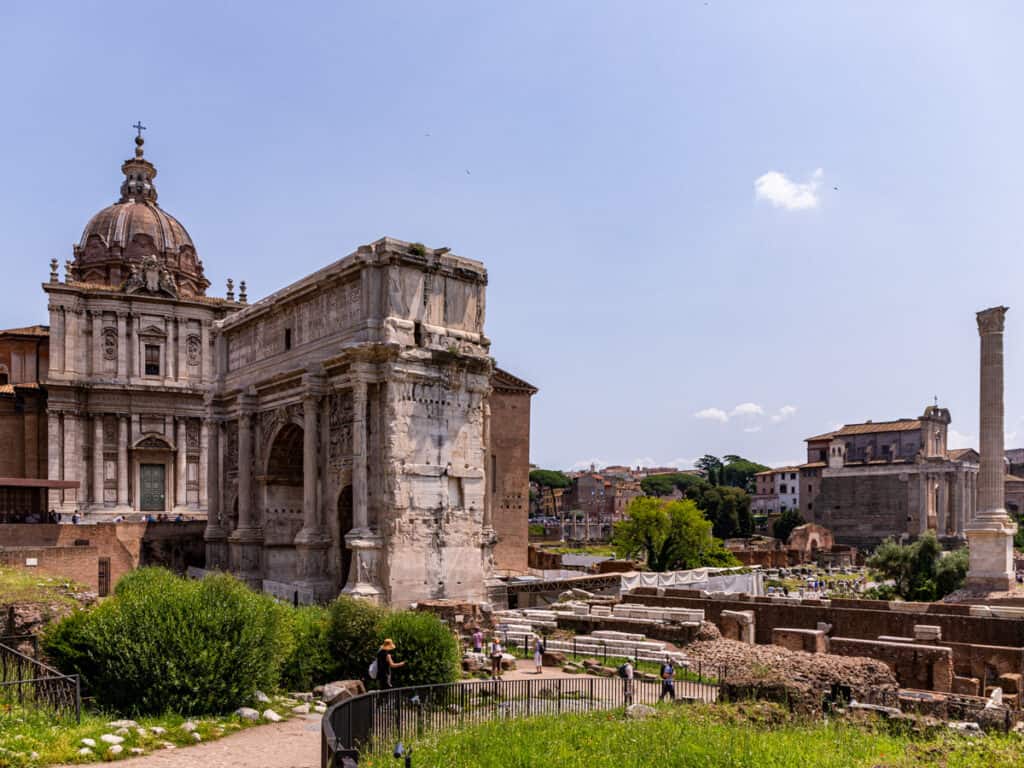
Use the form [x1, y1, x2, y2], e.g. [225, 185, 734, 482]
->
[199, 419, 209, 510]
[47, 411, 62, 509]
[352, 380, 368, 530]
[302, 394, 320, 532]
[206, 416, 221, 527]
[93, 416, 104, 505]
[117, 416, 129, 506]
[237, 405, 253, 529]
[176, 418, 188, 508]
[978, 308, 1007, 517]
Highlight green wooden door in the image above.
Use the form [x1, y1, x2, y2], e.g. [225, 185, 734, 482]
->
[140, 464, 166, 511]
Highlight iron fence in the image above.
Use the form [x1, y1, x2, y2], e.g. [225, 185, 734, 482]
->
[322, 669, 723, 767]
[0, 634, 40, 658]
[0, 641, 80, 722]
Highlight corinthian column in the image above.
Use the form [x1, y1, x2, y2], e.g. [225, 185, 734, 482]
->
[204, 400, 228, 569]
[965, 306, 1017, 591]
[228, 390, 262, 587]
[117, 416, 129, 508]
[342, 375, 383, 602]
[176, 418, 188, 510]
[295, 382, 331, 600]
[92, 415, 104, 509]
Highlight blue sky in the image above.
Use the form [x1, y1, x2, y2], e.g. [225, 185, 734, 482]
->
[2, 2, 1022, 470]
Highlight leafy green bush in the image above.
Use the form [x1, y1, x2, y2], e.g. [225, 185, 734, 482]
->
[42, 568, 292, 715]
[528, 523, 546, 537]
[376, 611, 460, 688]
[279, 605, 334, 691]
[326, 596, 386, 681]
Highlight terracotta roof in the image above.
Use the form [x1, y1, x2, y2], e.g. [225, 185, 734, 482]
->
[0, 325, 49, 337]
[492, 367, 538, 394]
[949, 448, 978, 461]
[807, 419, 921, 441]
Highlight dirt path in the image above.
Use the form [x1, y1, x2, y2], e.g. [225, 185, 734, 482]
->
[54, 714, 322, 768]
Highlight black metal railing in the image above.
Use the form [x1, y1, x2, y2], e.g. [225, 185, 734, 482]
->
[0, 634, 40, 658]
[322, 669, 724, 767]
[0, 642, 80, 722]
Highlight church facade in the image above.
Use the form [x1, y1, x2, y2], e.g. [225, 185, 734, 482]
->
[2, 133, 534, 605]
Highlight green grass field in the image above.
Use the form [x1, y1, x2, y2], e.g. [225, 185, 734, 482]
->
[366, 703, 1024, 768]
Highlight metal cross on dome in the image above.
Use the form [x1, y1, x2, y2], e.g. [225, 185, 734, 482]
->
[133, 121, 147, 138]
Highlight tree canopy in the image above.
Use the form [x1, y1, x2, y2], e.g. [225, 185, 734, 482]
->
[695, 454, 769, 492]
[772, 509, 806, 543]
[612, 497, 739, 571]
[640, 472, 705, 498]
[529, 469, 572, 489]
[866, 531, 968, 601]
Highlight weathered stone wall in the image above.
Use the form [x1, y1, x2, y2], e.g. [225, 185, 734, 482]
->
[830, 637, 953, 692]
[489, 384, 531, 575]
[815, 473, 913, 548]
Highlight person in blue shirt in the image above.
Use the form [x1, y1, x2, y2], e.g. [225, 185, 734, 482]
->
[659, 656, 676, 702]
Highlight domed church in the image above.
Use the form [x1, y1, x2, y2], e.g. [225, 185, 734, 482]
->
[0, 132, 535, 605]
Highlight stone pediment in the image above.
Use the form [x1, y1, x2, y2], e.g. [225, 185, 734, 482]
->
[139, 324, 167, 338]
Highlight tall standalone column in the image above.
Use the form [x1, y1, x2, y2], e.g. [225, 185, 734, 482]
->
[229, 391, 263, 588]
[295, 387, 332, 599]
[203, 402, 228, 570]
[93, 415, 104, 509]
[117, 416, 129, 509]
[175, 417, 188, 510]
[965, 306, 1017, 591]
[343, 377, 383, 601]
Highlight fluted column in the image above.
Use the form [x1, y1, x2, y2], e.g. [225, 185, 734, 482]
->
[295, 383, 331, 599]
[965, 306, 1016, 591]
[342, 376, 383, 601]
[92, 415, 104, 508]
[204, 403, 227, 570]
[176, 417, 188, 509]
[351, 380, 368, 530]
[229, 391, 262, 587]
[117, 416, 129, 508]
[302, 392, 319, 532]
[199, 419, 208, 511]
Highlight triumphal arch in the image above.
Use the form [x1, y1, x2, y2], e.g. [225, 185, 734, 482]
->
[206, 237, 496, 604]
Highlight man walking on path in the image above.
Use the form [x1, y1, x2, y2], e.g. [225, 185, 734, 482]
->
[489, 637, 504, 679]
[471, 627, 484, 654]
[659, 656, 676, 703]
[621, 660, 634, 705]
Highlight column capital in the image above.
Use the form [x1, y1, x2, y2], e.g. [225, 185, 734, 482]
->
[977, 305, 1008, 335]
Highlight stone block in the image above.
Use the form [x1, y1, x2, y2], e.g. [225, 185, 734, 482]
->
[771, 627, 827, 654]
[913, 624, 942, 642]
[951, 676, 980, 696]
[719, 609, 755, 644]
[997, 672, 1023, 694]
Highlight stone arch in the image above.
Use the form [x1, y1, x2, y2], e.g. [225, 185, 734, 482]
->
[265, 422, 303, 481]
[260, 422, 305, 581]
[337, 485, 353, 589]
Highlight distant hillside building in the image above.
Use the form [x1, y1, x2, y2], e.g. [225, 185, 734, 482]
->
[802, 406, 978, 548]
[751, 466, 801, 521]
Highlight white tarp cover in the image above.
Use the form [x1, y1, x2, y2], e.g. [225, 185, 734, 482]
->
[620, 568, 763, 596]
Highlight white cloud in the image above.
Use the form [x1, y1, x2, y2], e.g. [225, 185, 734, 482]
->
[730, 402, 764, 418]
[770, 405, 798, 423]
[694, 407, 729, 423]
[570, 458, 609, 472]
[947, 430, 975, 450]
[755, 168, 823, 211]
[743, 426, 763, 433]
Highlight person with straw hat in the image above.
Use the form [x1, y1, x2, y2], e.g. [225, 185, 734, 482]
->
[376, 638, 406, 690]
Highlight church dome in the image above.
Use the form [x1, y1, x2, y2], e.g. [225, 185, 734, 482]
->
[72, 132, 210, 297]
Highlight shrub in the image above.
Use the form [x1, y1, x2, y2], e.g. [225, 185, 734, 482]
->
[326, 596, 386, 681]
[279, 605, 334, 691]
[43, 568, 292, 715]
[377, 611, 460, 688]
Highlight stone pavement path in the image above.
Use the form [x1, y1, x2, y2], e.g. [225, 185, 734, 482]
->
[54, 714, 322, 768]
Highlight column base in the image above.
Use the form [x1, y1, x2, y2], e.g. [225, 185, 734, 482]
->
[204, 526, 229, 571]
[229, 526, 264, 590]
[964, 514, 1017, 592]
[342, 529, 385, 603]
[294, 528, 334, 601]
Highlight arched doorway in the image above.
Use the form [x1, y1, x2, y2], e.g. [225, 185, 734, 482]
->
[262, 423, 304, 580]
[337, 485, 353, 589]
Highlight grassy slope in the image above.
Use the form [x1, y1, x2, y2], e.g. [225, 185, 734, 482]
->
[367, 704, 1023, 768]
[0, 567, 87, 610]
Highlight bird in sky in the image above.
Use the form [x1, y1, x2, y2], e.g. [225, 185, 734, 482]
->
[465, 169, 471, 175]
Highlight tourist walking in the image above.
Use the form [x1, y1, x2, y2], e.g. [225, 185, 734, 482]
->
[489, 637, 504, 679]
[659, 656, 676, 702]
[533, 633, 545, 674]
[471, 626, 484, 654]
[376, 638, 406, 690]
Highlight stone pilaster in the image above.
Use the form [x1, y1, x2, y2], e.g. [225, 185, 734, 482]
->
[175, 417, 188, 510]
[92, 415, 104, 508]
[342, 377, 384, 602]
[965, 306, 1017, 591]
[62, 412, 80, 510]
[204, 403, 228, 570]
[199, 418, 209, 512]
[91, 311, 103, 376]
[50, 306, 65, 373]
[116, 312, 127, 380]
[117, 416, 129, 508]
[47, 411, 62, 511]
[229, 391, 262, 588]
